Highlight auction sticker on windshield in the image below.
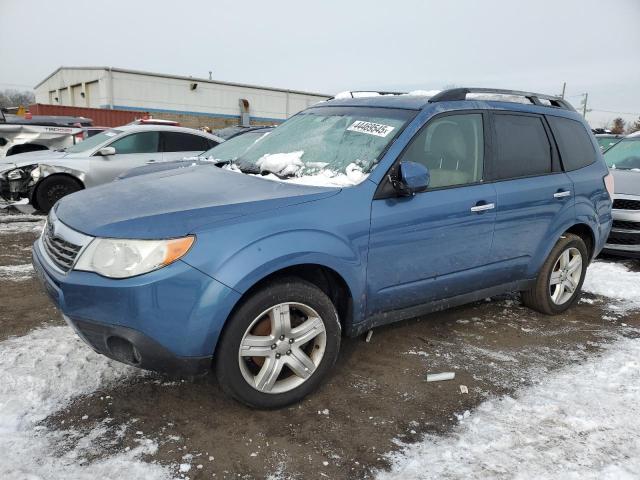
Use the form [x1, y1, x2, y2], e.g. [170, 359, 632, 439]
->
[347, 120, 395, 138]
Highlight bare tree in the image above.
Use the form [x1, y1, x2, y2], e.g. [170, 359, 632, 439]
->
[0, 89, 35, 109]
[610, 117, 626, 135]
[627, 117, 640, 134]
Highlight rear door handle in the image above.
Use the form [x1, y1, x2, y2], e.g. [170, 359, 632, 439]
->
[146, 159, 157, 164]
[553, 190, 571, 199]
[470, 202, 495, 213]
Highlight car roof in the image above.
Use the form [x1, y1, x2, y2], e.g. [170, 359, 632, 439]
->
[318, 95, 430, 110]
[317, 88, 581, 119]
[112, 124, 224, 142]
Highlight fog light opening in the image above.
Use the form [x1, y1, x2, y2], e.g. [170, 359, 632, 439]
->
[107, 336, 142, 366]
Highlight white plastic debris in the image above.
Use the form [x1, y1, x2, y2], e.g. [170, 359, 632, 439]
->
[426, 372, 456, 382]
[365, 330, 373, 343]
[459, 385, 469, 394]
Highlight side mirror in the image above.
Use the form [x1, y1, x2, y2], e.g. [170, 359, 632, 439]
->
[393, 161, 430, 196]
[97, 146, 116, 156]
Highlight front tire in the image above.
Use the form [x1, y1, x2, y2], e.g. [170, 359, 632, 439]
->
[35, 175, 82, 213]
[215, 277, 341, 409]
[521, 233, 588, 315]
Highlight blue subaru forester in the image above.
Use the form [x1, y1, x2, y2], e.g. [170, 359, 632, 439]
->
[33, 88, 613, 408]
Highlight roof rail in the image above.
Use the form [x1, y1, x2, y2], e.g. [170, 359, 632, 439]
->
[428, 88, 575, 111]
[330, 90, 408, 99]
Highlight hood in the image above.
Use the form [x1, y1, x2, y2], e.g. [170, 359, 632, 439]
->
[611, 168, 640, 196]
[0, 150, 68, 169]
[55, 165, 339, 238]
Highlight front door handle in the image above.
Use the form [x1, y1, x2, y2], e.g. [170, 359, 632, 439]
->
[146, 159, 157, 164]
[553, 190, 571, 199]
[470, 202, 495, 213]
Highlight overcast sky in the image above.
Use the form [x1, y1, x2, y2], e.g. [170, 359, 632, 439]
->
[1, 0, 638, 127]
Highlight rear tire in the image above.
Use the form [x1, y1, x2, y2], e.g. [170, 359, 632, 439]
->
[215, 277, 341, 409]
[521, 233, 588, 315]
[35, 175, 82, 214]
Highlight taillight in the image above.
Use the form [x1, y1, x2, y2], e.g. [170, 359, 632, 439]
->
[604, 171, 615, 199]
[74, 132, 84, 143]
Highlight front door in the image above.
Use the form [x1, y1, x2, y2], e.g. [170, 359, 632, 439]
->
[367, 112, 497, 317]
[87, 131, 161, 186]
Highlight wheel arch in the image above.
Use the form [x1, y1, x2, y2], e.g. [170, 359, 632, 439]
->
[6, 143, 49, 156]
[528, 221, 597, 279]
[31, 172, 85, 211]
[228, 263, 355, 336]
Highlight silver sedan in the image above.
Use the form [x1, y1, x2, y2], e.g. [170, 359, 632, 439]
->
[0, 125, 223, 213]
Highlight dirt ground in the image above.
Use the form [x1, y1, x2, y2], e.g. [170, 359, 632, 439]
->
[1, 209, 639, 479]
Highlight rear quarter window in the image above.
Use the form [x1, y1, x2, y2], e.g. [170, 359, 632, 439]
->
[547, 116, 597, 171]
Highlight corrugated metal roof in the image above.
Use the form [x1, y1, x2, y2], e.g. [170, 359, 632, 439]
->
[35, 66, 332, 98]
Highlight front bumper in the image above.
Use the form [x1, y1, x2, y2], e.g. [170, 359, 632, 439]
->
[32, 237, 241, 375]
[603, 206, 640, 258]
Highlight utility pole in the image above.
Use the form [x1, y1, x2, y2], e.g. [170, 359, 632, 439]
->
[560, 82, 566, 99]
[581, 92, 589, 118]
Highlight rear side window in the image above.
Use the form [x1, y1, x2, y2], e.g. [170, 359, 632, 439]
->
[491, 114, 552, 180]
[162, 132, 210, 152]
[110, 132, 159, 154]
[547, 116, 597, 171]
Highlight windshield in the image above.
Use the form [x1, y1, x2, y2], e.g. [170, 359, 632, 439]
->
[200, 130, 270, 162]
[604, 138, 640, 170]
[233, 106, 415, 186]
[65, 129, 122, 153]
[597, 136, 620, 151]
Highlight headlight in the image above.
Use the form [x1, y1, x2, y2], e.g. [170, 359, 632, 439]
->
[7, 169, 24, 180]
[74, 236, 195, 278]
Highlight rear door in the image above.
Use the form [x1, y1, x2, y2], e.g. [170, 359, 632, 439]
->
[87, 131, 161, 185]
[161, 132, 214, 161]
[367, 112, 497, 317]
[487, 112, 574, 283]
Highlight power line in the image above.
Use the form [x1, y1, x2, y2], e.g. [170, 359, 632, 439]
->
[589, 108, 640, 116]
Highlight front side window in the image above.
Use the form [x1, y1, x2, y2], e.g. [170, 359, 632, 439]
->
[234, 106, 415, 185]
[491, 114, 552, 180]
[399, 113, 484, 189]
[110, 131, 159, 154]
[162, 132, 211, 152]
[604, 138, 640, 170]
[547, 116, 596, 171]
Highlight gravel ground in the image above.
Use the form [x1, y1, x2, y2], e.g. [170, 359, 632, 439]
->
[1, 208, 638, 479]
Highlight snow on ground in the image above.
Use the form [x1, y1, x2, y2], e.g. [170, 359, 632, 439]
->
[0, 215, 44, 234]
[379, 336, 640, 480]
[379, 260, 640, 480]
[0, 263, 33, 281]
[0, 326, 170, 479]
[583, 261, 640, 311]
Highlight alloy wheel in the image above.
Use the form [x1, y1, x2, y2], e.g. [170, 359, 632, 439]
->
[238, 302, 327, 394]
[549, 247, 583, 305]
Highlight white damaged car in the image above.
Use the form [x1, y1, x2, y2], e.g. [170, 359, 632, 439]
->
[0, 124, 222, 213]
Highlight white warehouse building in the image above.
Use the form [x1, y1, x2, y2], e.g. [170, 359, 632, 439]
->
[34, 66, 331, 128]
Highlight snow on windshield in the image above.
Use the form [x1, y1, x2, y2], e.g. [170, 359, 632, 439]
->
[255, 151, 304, 176]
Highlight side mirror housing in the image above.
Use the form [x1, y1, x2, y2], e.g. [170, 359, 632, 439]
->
[393, 161, 430, 196]
[97, 146, 116, 156]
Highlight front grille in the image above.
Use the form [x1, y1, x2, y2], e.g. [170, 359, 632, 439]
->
[607, 236, 640, 246]
[613, 199, 640, 210]
[612, 220, 640, 231]
[42, 221, 82, 272]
